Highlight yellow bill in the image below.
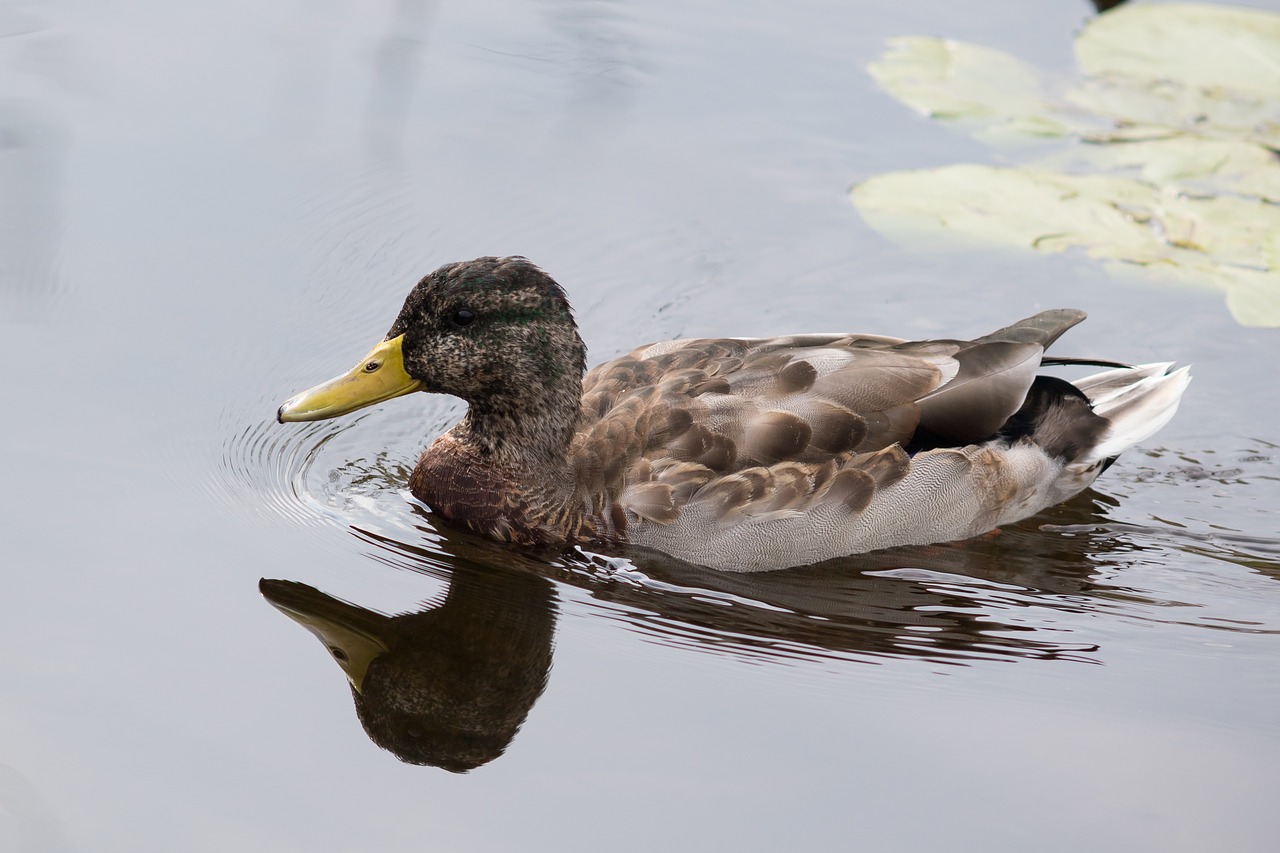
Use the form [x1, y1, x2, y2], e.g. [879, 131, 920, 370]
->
[277, 334, 421, 423]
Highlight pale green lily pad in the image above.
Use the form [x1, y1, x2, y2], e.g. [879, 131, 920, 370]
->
[860, 2, 1280, 326]
[867, 5, 1280, 148]
[851, 165, 1280, 327]
[868, 36, 1080, 140]
[1067, 75, 1280, 150]
[1046, 137, 1280, 203]
[1076, 3, 1280, 96]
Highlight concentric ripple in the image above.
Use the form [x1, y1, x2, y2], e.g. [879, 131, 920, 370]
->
[212, 388, 464, 537]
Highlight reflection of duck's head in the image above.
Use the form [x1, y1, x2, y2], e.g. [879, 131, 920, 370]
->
[260, 566, 557, 772]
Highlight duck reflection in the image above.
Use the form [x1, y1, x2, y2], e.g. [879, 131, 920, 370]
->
[260, 562, 555, 772]
[263, 489, 1133, 769]
[606, 500, 1118, 666]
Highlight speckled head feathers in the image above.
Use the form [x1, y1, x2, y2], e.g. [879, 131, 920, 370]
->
[387, 257, 587, 405]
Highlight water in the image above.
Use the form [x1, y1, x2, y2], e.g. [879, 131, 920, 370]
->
[2, 0, 1279, 850]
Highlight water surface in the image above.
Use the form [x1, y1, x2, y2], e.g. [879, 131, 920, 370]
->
[2, 1, 1279, 851]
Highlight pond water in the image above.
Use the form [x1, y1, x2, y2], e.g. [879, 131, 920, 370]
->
[3, 0, 1279, 850]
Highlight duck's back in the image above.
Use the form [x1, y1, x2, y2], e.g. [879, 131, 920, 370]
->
[567, 311, 1187, 571]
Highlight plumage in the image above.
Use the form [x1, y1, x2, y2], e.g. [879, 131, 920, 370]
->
[277, 256, 1191, 572]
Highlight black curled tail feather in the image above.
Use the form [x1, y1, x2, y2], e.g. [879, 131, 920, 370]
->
[997, 375, 1108, 461]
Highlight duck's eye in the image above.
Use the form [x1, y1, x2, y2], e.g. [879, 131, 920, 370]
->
[363, 360, 380, 373]
[451, 308, 476, 327]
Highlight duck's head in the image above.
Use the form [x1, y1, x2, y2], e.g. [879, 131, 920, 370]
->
[278, 257, 587, 423]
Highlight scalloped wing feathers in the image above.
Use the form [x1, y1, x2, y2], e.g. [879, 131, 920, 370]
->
[566, 311, 1111, 568]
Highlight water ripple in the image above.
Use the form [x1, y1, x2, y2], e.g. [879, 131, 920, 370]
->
[236, 423, 1280, 675]
[210, 391, 461, 537]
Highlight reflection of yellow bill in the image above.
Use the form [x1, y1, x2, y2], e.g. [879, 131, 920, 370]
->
[261, 583, 389, 694]
[278, 334, 421, 422]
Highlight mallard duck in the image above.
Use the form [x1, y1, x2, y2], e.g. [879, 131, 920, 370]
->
[278, 256, 1189, 571]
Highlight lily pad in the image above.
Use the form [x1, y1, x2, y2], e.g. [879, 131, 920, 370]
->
[1046, 137, 1280, 204]
[1067, 73, 1280, 150]
[1075, 3, 1280, 96]
[859, 2, 1280, 326]
[867, 36, 1079, 139]
[852, 164, 1280, 327]
[866, 5, 1280, 149]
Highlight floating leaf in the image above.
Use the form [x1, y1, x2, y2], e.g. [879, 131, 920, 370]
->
[867, 36, 1079, 139]
[851, 164, 1280, 327]
[1075, 3, 1280, 96]
[1072, 3, 1280, 146]
[860, 3, 1280, 326]
[1218, 268, 1280, 328]
[1045, 137, 1280, 204]
[1066, 74, 1280, 149]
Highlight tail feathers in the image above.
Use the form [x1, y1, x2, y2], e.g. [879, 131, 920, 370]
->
[1075, 361, 1173, 406]
[979, 308, 1086, 349]
[1082, 362, 1191, 462]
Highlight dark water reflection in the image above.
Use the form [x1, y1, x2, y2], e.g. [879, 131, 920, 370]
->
[261, 564, 555, 772]
[260, 457, 1278, 770]
[259, 512, 1100, 770]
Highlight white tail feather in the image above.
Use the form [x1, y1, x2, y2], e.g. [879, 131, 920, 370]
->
[1082, 363, 1191, 462]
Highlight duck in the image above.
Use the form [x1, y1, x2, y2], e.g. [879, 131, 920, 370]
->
[278, 256, 1190, 572]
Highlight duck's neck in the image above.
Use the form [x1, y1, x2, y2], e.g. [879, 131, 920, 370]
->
[453, 379, 583, 476]
[414, 397, 585, 545]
